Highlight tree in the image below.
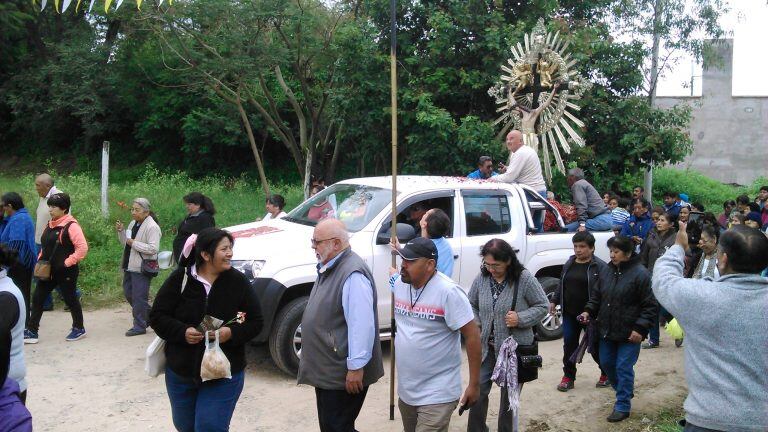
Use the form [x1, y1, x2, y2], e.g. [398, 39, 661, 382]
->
[142, 0, 359, 196]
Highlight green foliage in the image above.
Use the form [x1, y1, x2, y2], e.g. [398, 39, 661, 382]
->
[652, 168, 765, 211]
[0, 171, 304, 307]
[0, 0, 726, 189]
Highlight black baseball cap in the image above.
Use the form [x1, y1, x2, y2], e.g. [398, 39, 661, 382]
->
[397, 237, 438, 261]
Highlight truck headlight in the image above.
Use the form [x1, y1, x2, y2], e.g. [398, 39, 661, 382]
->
[231, 260, 266, 283]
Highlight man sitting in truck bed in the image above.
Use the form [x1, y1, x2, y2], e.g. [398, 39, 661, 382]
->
[564, 168, 613, 232]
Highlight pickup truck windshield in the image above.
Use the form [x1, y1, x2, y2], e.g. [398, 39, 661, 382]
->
[285, 184, 393, 232]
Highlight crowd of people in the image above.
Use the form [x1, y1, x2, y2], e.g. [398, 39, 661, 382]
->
[0, 135, 767, 432]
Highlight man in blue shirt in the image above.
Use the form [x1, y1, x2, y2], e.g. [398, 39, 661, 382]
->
[620, 198, 654, 253]
[466, 156, 498, 180]
[418, 209, 455, 278]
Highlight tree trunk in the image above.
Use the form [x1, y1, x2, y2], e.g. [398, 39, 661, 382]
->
[644, 0, 664, 203]
[236, 98, 271, 197]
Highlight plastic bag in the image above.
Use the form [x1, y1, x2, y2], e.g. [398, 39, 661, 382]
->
[200, 330, 232, 381]
[664, 318, 685, 340]
[145, 336, 167, 377]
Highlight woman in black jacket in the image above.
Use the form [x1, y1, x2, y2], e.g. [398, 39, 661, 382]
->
[172, 192, 216, 265]
[640, 212, 677, 348]
[150, 228, 262, 432]
[581, 236, 657, 423]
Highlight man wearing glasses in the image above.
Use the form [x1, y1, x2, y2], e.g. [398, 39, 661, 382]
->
[298, 219, 384, 432]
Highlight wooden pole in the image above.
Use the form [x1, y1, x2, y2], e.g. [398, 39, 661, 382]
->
[101, 141, 110, 218]
[388, 0, 398, 422]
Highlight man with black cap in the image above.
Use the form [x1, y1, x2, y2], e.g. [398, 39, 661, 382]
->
[389, 237, 481, 432]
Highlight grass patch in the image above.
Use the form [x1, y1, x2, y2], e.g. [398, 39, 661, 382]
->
[0, 166, 303, 307]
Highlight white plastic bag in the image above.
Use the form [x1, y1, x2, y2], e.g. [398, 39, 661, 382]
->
[200, 330, 231, 381]
[145, 336, 167, 377]
[145, 271, 188, 378]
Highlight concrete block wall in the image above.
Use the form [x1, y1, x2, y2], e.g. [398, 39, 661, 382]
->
[654, 39, 768, 186]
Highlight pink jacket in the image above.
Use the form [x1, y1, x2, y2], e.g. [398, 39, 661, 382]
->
[38, 214, 89, 267]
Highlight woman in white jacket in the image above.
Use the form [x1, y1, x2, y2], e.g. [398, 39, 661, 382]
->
[116, 198, 161, 337]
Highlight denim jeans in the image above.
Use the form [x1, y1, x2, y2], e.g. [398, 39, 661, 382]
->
[467, 348, 522, 432]
[561, 314, 603, 380]
[165, 367, 245, 432]
[599, 338, 641, 413]
[565, 212, 614, 232]
[648, 306, 673, 345]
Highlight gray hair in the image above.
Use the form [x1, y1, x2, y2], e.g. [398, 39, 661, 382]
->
[478, 155, 493, 166]
[567, 168, 585, 180]
[133, 197, 152, 212]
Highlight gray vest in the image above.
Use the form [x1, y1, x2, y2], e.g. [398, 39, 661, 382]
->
[0, 270, 27, 392]
[297, 249, 384, 390]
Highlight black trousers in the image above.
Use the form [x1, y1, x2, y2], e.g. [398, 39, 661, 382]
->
[28, 271, 84, 332]
[8, 263, 32, 324]
[562, 313, 604, 380]
[315, 386, 369, 432]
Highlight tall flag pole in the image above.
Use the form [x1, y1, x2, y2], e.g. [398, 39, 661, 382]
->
[388, 0, 398, 422]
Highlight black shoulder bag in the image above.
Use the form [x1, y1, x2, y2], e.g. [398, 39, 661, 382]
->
[510, 279, 542, 383]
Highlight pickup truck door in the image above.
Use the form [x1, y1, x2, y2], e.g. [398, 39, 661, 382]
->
[369, 190, 458, 331]
[457, 189, 527, 291]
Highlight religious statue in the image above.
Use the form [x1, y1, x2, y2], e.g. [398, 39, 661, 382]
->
[488, 18, 592, 181]
[509, 83, 559, 152]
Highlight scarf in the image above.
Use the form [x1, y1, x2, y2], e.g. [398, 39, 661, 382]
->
[569, 321, 598, 364]
[0, 209, 37, 269]
[491, 336, 520, 413]
[693, 253, 718, 279]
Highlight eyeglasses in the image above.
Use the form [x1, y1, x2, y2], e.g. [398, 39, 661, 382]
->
[310, 237, 337, 246]
[482, 261, 506, 270]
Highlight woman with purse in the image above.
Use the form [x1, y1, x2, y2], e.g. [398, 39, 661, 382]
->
[116, 198, 161, 337]
[640, 212, 677, 349]
[467, 238, 548, 432]
[25, 193, 89, 344]
[149, 228, 263, 432]
[580, 236, 657, 423]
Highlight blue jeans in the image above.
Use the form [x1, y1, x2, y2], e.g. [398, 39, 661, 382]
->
[565, 212, 614, 232]
[165, 367, 245, 432]
[599, 338, 641, 413]
[648, 307, 673, 345]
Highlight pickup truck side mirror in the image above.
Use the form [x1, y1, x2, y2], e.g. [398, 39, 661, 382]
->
[376, 223, 417, 245]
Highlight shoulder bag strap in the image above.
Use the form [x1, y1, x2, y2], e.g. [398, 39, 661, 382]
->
[47, 221, 75, 260]
[510, 278, 520, 312]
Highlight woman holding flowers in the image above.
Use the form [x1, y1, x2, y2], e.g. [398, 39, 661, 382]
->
[150, 227, 262, 432]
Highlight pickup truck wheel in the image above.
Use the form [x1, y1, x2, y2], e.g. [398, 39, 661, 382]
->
[269, 297, 308, 376]
[535, 276, 563, 340]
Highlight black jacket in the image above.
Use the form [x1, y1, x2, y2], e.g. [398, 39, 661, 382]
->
[552, 255, 607, 314]
[584, 255, 658, 342]
[640, 228, 676, 273]
[149, 267, 262, 379]
[172, 211, 216, 263]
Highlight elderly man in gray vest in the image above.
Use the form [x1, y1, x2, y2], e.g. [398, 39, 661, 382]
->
[298, 219, 384, 432]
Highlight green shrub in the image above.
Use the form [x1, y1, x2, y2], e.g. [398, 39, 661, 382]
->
[0, 168, 304, 307]
[651, 168, 766, 213]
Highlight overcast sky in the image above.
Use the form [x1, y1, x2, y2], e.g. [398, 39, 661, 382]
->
[656, 0, 768, 96]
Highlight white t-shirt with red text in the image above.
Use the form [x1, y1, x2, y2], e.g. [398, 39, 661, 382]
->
[391, 271, 474, 406]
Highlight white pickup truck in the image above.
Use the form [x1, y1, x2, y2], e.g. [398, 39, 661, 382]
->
[227, 176, 611, 375]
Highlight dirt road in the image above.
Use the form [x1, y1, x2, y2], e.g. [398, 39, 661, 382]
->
[23, 306, 687, 431]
